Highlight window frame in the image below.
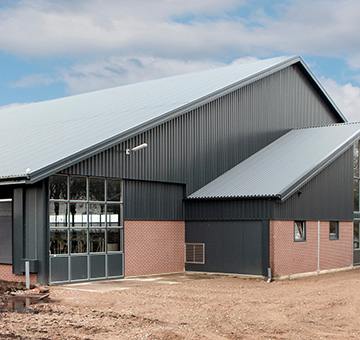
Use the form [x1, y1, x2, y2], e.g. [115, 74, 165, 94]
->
[49, 175, 124, 257]
[354, 221, 360, 250]
[329, 221, 340, 240]
[294, 221, 306, 242]
[185, 243, 205, 264]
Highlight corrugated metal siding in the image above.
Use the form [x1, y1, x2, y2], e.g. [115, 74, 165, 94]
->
[185, 148, 353, 221]
[185, 199, 274, 221]
[62, 64, 340, 197]
[188, 123, 360, 199]
[124, 180, 184, 220]
[185, 220, 269, 275]
[273, 148, 353, 221]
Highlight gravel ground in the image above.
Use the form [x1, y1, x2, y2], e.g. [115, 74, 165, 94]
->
[1, 269, 360, 339]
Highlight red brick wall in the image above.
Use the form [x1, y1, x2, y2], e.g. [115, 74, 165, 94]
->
[0, 264, 37, 284]
[320, 221, 353, 270]
[124, 220, 185, 277]
[270, 220, 353, 277]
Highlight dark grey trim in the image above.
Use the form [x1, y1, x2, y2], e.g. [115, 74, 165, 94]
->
[12, 188, 24, 274]
[261, 220, 270, 276]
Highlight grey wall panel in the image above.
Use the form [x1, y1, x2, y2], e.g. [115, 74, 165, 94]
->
[107, 253, 123, 277]
[23, 181, 49, 283]
[185, 199, 273, 221]
[90, 255, 106, 278]
[0, 202, 12, 264]
[12, 187, 24, 274]
[62, 65, 340, 196]
[274, 148, 353, 221]
[50, 256, 68, 282]
[70, 256, 88, 281]
[185, 220, 269, 275]
[124, 180, 185, 220]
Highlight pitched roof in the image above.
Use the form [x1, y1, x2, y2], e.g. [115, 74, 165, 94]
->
[188, 123, 360, 200]
[0, 56, 345, 182]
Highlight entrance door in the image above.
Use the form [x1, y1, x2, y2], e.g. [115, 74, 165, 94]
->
[354, 221, 360, 265]
[48, 175, 124, 283]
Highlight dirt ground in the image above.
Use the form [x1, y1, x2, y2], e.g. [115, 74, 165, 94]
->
[1, 269, 360, 339]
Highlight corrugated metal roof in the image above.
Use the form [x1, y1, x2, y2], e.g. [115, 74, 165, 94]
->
[0, 55, 344, 181]
[188, 123, 360, 200]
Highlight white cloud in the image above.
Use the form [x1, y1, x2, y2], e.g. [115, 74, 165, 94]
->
[11, 74, 55, 88]
[12, 56, 258, 94]
[0, 0, 359, 65]
[321, 78, 360, 122]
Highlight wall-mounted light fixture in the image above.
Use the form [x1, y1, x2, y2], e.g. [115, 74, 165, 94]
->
[125, 143, 148, 155]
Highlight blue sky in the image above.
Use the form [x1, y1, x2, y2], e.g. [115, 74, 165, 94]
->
[1, 0, 360, 120]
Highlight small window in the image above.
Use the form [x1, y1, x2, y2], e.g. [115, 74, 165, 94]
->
[49, 175, 68, 200]
[294, 221, 306, 242]
[354, 222, 360, 250]
[185, 243, 205, 264]
[69, 176, 87, 201]
[89, 178, 105, 202]
[107, 179, 122, 202]
[329, 221, 339, 240]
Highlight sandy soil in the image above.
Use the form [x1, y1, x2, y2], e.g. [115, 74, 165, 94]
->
[1, 269, 360, 339]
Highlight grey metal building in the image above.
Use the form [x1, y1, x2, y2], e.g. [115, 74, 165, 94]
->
[0, 56, 358, 284]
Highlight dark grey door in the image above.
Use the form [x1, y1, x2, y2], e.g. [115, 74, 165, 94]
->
[185, 220, 269, 275]
[0, 200, 12, 264]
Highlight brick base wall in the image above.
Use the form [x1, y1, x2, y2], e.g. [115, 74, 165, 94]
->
[124, 220, 185, 277]
[0, 264, 37, 284]
[270, 220, 353, 277]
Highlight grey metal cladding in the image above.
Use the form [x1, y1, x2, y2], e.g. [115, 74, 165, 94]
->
[189, 123, 360, 199]
[185, 199, 274, 221]
[0, 56, 345, 182]
[273, 148, 353, 221]
[63, 64, 340, 196]
[185, 148, 353, 221]
[124, 180, 184, 220]
[185, 220, 269, 275]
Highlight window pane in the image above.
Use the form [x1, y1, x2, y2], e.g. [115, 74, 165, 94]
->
[329, 221, 339, 240]
[70, 176, 87, 201]
[354, 179, 359, 212]
[70, 203, 88, 227]
[354, 142, 360, 178]
[70, 229, 87, 254]
[294, 221, 306, 241]
[89, 178, 105, 201]
[50, 229, 68, 255]
[106, 204, 123, 227]
[107, 179, 121, 201]
[89, 229, 105, 252]
[355, 222, 360, 249]
[49, 202, 68, 228]
[107, 229, 122, 252]
[49, 175, 68, 200]
[89, 203, 106, 227]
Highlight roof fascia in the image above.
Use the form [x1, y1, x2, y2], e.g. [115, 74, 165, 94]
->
[297, 57, 347, 122]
